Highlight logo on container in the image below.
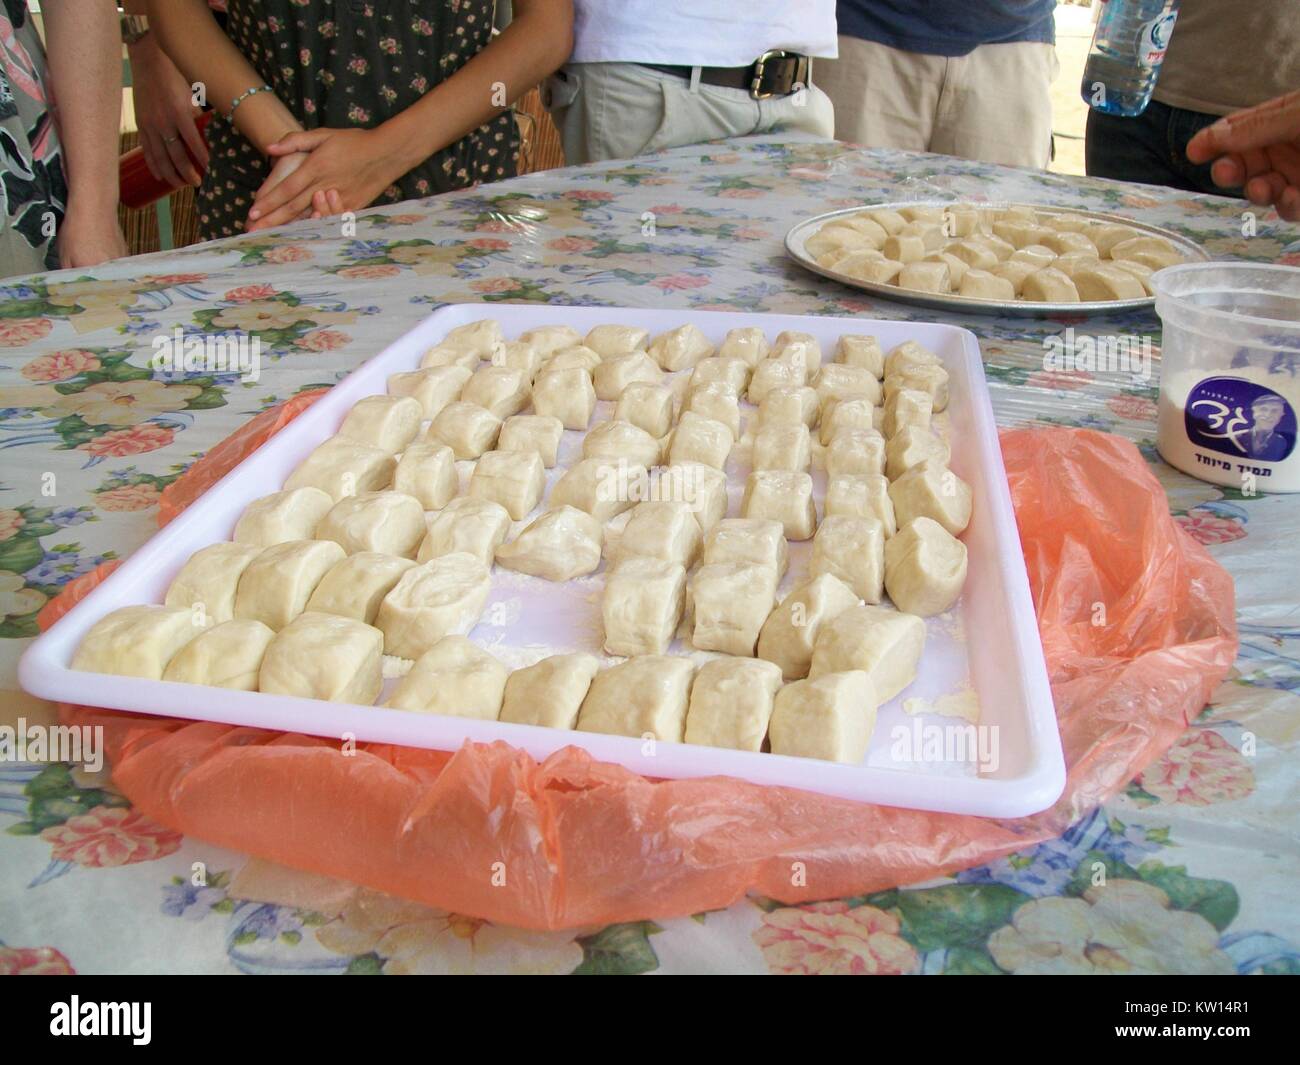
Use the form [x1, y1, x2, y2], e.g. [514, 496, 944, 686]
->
[1185, 376, 1296, 463]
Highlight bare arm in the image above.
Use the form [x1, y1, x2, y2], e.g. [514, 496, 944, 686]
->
[124, 0, 207, 185]
[146, 0, 303, 152]
[43, 0, 126, 267]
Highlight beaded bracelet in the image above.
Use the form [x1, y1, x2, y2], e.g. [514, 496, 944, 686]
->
[229, 84, 273, 119]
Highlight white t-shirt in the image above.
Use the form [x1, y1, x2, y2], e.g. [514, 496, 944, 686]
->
[570, 1, 839, 65]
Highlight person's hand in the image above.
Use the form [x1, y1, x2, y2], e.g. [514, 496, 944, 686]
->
[58, 202, 127, 268]
[1186, 90, 1300, 221]
[128, 34, 208, 188]
[247, 127, 406, 232]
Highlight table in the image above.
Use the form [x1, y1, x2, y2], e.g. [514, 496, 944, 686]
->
[2, 137, 1297, 975]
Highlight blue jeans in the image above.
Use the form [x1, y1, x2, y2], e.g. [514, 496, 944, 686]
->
[1085, 99, 1241, 198]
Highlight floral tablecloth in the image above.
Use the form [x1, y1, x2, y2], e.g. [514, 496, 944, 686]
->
[1, 136, 1297, 975]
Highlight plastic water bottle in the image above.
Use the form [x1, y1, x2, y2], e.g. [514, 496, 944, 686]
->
[1080, 0, 1180, 117]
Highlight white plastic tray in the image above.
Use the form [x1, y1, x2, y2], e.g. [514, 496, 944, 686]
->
[20, 304, 1064, 818]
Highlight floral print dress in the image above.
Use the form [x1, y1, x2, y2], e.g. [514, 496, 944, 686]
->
[0, 0, 66, 277]
[199, 0, 517, 239]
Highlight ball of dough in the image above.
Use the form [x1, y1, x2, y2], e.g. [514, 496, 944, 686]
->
[549, 457, 647, 522]
[420, 342, 480, 372]
[576, 655, 696, 742]
[427, 401, 502, 460]
[819, 396, 876, 445]
[492, 340, 545, 382]
[385, 635, 507, 717]
[616, 500, 702, 568]
[690, 356, 750, 395]
[811, 514, 886, 602]
[72, 604, 208, 679]
[602, 556, 686, 656]
[258, 611, 383, 704]
[500, 653, 601, 729]
[814, 363, 882, 411]
[376, 551, 492, 659]
[543, 345, 602, 376]
[883, 363, 949, 413]
[717, 326, 770, 367]
[809, 603, 926, 701]
[234, 539, 347, 630]
[593, 351, 664, 402]
[835, 334, 884, 378]
[741, 469, 816, 540]
[825, 473, 896, 535]
[747, 356, 807, 404]
[469, 448, 546, 520]
[1022, 267, 1081, 303]
[896, 260, 952, 294]
[882, 233, 926, 263]
[667, 411, 732, 470]
[519, 324, 583, 357]
[881, 387, 934, 438]
[757, 572, 860, 680]
[825, 428, 886, 477]
[884, 517, 968, 617]
[585, 323, 649, 358]
[885, 425, 951, 480]
[284, 437, 395, 502]
[990, 260, 1038, 296]
[889, 461, 973, 536]
[690, 561, 778, 656]
[661, 462, 729, 531]
[233, 486, 334, 548]
[683, 382, 741, 441]
[418, 497, 511, 566]
[497, 414, 564, 468]
[532, 366, 597, 428]
[1072, 263, 1147, 302]
[866, 208, 907, 235]
[162, 618, 275, 690]
[884, 341, 940, 379]
[495, 505, 602, 581]
[305, 551, 416, 624]
[1009, 244, 1056, 270]
[760, 384, 820, 429]
[752, 421, 811, 472]
[948, 240, 999, 271]
[959, 268, 1016, 300]
[583, 418, 663, 469]
[338, 394, 423, 453]
[843, 256, 902, 285]
[769, 671, 878, 764]
[1043, 230, 1098, 257]
[648, 323, 713, 372]
[702, 517, 788, 578]
[683, 658, 784, 751]
[392, 442, 458, 510]
[774, 330, 823, 374]
[387, 365, 471, 419]
[462, 366, 530, 420]
[164, 540, 263, 623]
[442, 318, 504, 359]
[316, 491, 427, 558]
[614, 382, 674, 438]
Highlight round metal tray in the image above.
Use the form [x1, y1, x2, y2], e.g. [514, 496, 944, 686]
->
[785, 201, 1211, 317]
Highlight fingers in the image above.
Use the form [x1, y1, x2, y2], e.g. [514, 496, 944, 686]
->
[1244, 172, 1288, 208]
[327, 189, 344, 214]
[163, 132, 203, 187]
[249, 167, 311, 221]
[141, 130, 182, 187]
[178, 110, 210, 171]
[247, 187, 318, 232]
[1187, 90, 1300, 161]
[266, 129, 330, 156]
[1210, 154, 1245, 189]
[1279, 186, 1300, 222]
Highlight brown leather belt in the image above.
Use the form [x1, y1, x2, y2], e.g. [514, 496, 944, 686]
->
[641, 51, 812, 99]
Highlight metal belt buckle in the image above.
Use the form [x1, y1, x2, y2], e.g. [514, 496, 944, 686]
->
[750, 49, 793, 100]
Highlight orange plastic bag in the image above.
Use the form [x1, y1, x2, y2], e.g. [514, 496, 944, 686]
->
[49, 423, 1237, 930]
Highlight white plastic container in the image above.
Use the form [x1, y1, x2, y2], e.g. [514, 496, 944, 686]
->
[1153, 262, 1300, 493]
[19, 305, 1063, 818]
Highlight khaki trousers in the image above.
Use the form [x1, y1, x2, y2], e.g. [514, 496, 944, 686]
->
[544, 61, 836, 165]
[816, 36, 1059, 169]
